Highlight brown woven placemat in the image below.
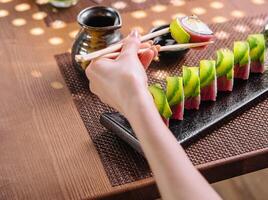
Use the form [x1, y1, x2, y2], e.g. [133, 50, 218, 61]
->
[38, 0, 174, 26]
[55, 14, 268, 186]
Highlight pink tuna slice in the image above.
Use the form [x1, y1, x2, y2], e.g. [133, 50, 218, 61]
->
[250, 61, 265, 73]
[171, 101, 184, 120]
[234, 63, 250, 80]
[180, 16, 214, 43]
[185, 95, 201, 110]
[201, 79, 217, 101]
[217, 76, 233, 92]
[161, 116, 169, 127]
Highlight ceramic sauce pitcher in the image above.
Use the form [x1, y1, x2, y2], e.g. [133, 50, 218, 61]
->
[72, 6, 122, 72]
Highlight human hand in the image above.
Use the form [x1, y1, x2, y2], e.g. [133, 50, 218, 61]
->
[86, 29, 158, 116]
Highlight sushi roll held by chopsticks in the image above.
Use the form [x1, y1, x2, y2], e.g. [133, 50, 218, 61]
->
[75, 15, 214, 63]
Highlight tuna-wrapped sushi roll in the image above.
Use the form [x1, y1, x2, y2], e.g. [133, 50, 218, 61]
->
[166, 76, 184, 120]
[149, 84, 172, 126]
[183, 66, 201, 110]
[200, 60, 217, 101]
[247, 34, 266, 73]
[234, 41, 250, 80]
[216, 49, 234, 92]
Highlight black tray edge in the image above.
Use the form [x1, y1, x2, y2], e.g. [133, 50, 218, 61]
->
[100, 114, 144, 154]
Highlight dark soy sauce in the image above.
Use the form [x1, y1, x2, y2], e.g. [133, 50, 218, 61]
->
[84, 16, 115, 27]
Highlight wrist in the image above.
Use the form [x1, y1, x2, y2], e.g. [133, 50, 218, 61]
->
[123, 87, 160, 123]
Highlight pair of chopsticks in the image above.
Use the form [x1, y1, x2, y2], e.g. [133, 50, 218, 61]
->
[75, 27, 213, 62]
[100, 41, 214, 59]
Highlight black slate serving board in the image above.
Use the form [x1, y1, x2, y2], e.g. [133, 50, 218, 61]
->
[100, 71, 268, 154]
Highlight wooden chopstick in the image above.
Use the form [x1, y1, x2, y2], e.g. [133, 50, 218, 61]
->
[96, 41, 214, 59]
[75, 28, 170, 62]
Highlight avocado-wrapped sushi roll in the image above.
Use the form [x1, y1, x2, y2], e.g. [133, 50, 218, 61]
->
[247, 34, 266, 73]
[166, 76, 184, 120]
[200, 60, 217, 101]
[233, 41, 250, 80]
[183, 66, 201, 110]
[149, 84, 172, 126]
[216, 49, 234, 92]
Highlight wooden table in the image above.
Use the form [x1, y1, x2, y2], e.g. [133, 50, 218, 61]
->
[0, 0, 268, 199]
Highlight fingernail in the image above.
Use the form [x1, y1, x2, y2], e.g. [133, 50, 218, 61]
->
[148, 40, 153, 45]
[130, 29, 139, 38]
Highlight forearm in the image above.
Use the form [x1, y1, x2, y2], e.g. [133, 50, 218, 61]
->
[125, 90, 221, 200]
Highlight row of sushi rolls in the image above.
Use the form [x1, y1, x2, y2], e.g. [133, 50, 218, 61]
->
[148, 17, 267, 126]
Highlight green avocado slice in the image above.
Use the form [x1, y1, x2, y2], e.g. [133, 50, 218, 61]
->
[149, 85, 172, 119]
[183, 66, 200, 98]
[170, 18, 190, 44]
[200, 60, 216, 88]
[226, 67, 234, 80]
[166, 76, 184, 106]
[247, 34, 266, 62]
[234, 41, 249, 66]
[216, 49, 234, 78]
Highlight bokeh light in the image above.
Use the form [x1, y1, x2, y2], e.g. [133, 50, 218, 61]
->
[251, 0, 265, 5]
[69, 30, 79, 38]
[210, 1, 224, 9]
[231, 10, 245, 18]
[112, 1, 127, 9]
[31, 70, 42, 78]
[191, 7, 206, 15]
[252, 18, 265, 26]
[30, 27, 44, 35]
[234, 24, 249, 33]
[32, 12, 47, 20]
[151, 4, 167, 12]
[170, 0, 185, 6]
[48, 37, 63, 45]
[50, 20, 66, 29]
[152, 19, 168, 27]
[131, 10, 147, 19]
[35, 0, 49, 5]
[212, 16, 227, 23]
[12, 18, 27, 26]
[132, 0, 146, 3]
[50, 81, 64, 89]
[15, 3, 31, 12]
[0, 0, 12, 3]
[0, 9, 9, 17]
[215, 31, 230, 40]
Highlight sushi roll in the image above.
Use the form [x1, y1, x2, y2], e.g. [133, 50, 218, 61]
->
[170, 15, 214, 44]
[166, 76, 184, 120]
[247, 34, 266, 73]
[200, 60, 217, 101]
[149, 84, 172, 126]
[216, 49, 234, 92]
[183, 66, 201, 110]
[233, 41, 250, 80]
